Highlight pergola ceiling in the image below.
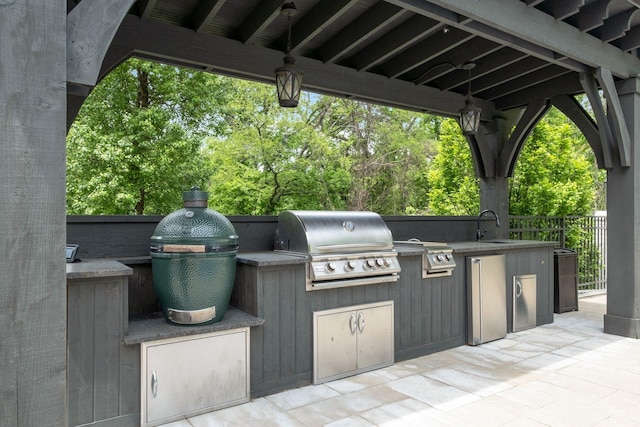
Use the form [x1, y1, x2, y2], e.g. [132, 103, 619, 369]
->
[68, 0, 640, 121]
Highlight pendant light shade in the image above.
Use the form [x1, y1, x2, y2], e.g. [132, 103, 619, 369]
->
[275, 54, 303, 107]
[458, 61, 481, 135]
[459, 93, 482, 135]
[275, 2, 302, 108]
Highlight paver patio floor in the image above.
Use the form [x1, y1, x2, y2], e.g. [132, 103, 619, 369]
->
[161, 295, 640, 426]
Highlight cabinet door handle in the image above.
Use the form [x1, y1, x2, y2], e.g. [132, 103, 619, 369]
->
[357, 312, 365, 334]
[349, 313, 357, 335]
[151, 370, 158, 398]
[516, 280, 523, 298]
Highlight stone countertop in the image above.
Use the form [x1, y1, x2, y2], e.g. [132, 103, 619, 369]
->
[234, 240, 555, 265]
[236, 251, 308, 266]
[447, 239, 556, 254]
[125, 307, 265, 344]
[66, 259, 133, 280]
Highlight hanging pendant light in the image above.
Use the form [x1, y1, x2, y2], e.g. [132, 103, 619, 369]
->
[458, 62, 481, 135]
[275, 2, 303, 107]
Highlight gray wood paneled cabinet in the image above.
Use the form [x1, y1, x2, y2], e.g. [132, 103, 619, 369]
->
[141, 328, 250, 427]
[313, 301, 394, 384]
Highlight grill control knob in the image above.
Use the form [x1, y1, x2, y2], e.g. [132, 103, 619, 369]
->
[376, 258, 385, 267]
[445, 253, 453, 261]
[436, 255, 444, 262]
[326, 262, 337, 272]
[345, 261, 356, 271]
[383, 258, 391, 267]
[365, 259, 375, 269]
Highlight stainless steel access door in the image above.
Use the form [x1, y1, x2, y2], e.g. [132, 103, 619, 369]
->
[467, 255, 506, 345]
[513, 274, 537, 332]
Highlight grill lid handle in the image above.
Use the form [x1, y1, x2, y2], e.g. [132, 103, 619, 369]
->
[315, 242, 389, 252]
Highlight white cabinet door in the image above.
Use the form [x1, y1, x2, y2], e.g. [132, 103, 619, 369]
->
[314, 301, 394, 384]
[141, 328, 249, 427]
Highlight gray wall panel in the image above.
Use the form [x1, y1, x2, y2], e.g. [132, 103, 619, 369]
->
[67, 275, 134, 427]
[67, 216, 484, 258]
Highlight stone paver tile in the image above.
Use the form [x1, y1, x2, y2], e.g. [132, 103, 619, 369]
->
[527, 399, 610, 427]
[158, 420, 193, 427]
[497, 342, 555, 359]
[594, 416, 640, 427]
[386, 374, 481, 412]
[591, 390, 640, 422]
[495, 381, 559, 409]
[188, 397, 304, 427]
[265, 383, 340, 411]
[511, 352, 577, 373]
[423, 367, 512, 397]
[560, 361, 640, 396]
[538, 370, 616, 402]
[324, 370, 390, 394]
[361, 398, 466, 427]
[501, 417, 558, 426]
[324, 415, 375, 427]
[449, 394, 534, 427]
[286, 384, 406, 426]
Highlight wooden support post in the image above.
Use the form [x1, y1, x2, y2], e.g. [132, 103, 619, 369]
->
[605, 77, 640, 338]
[0, 2, 67, 425]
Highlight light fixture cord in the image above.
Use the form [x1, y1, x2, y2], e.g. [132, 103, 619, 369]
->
[467, 68, 472, 95]
[286, 14, 292, 55]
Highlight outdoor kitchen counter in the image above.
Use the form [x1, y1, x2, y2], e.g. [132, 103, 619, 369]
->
[236, 251, 309, 266]
[125, 307, 265, 344]
[66, 258, 133, 279]
[447, 239, 556, 254]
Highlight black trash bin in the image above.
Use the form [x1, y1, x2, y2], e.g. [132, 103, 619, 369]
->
[150, 187, 239, 326]
[554, 248, 578, 313]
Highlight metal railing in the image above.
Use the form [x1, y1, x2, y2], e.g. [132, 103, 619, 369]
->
[509, 215, 607, 295]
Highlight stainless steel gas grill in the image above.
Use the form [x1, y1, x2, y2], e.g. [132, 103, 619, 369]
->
[274, 210, 401, 291]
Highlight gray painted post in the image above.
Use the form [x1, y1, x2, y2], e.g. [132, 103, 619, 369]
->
[604, 77, 640, 338]
[479, 177, 510, 239]
[0, 2, 67, 425]
[477, 121, 510, 240]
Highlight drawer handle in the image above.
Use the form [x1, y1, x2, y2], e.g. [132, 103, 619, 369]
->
[151, 371, 158, 397]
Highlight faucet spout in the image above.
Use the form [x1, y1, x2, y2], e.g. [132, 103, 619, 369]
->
[476, 209, 500, 241]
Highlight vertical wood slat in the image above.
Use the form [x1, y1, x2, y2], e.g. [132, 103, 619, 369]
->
[279, 269, 296, 377]
[93, 281, 122, 419]
[260, 269, 281, 383]
[67, 283, 96, 426]
[295, 267, 311, 374]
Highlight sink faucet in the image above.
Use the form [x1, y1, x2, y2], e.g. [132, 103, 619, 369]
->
[476, 209, 501, 241]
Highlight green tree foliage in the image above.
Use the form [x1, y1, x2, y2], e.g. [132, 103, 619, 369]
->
[311, 98, 437, 214]
[424, 119, 479, 215]
[204, 86, 436, 215]
[423, 108, 603, 217]
[67, 58, 604, 219]
[67, 59, 232, 214]
[204, 82, 351, 215]
[509, 107, 598, 216]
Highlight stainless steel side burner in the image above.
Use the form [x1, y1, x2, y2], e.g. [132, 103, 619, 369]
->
[274, 210, 401, 291]
[394, 240, 456, 278]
